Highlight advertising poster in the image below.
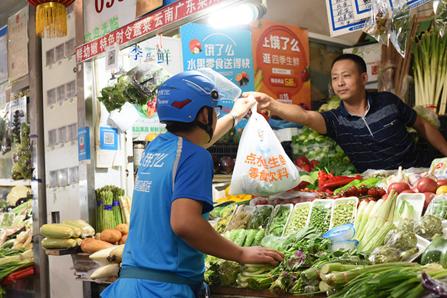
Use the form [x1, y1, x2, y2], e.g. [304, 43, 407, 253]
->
[78, 127, 91, 161]
[181, 23, 254, 94]
[180, 23, 254, 128]
[252, 21, 311, 108]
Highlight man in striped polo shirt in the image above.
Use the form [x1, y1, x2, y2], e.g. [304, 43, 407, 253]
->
[251, 54, 447, 172]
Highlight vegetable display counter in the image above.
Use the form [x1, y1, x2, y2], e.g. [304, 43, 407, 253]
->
[211, 287, 325, 297]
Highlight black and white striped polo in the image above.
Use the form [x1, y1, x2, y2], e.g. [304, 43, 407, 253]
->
[321, 92, 420, 172]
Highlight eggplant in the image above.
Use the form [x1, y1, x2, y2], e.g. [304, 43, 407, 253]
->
[421, 272, 447, 297]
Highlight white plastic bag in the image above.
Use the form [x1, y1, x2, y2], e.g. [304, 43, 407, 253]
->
[230, 106, 300, 196]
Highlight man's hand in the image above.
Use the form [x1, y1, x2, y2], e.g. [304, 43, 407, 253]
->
[243, 91, 275, 113]
[231, 95, 256, 121]
[238, 246, 284, 266]
[243, 91, 327, 134]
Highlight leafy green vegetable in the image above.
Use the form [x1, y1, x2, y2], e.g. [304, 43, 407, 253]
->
[415, 214, 443, 240]
[369, 246, 402, 264]
[384, 229, 417, 251]
[267, 205, 291, 236]
[247, 206, 273, 229]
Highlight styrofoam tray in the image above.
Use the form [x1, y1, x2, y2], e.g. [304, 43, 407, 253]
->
[395, 193, 425, 223]
[330, 197, 359, 229]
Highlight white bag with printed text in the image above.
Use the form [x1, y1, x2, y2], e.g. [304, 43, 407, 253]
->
[230, 107, 300, 196]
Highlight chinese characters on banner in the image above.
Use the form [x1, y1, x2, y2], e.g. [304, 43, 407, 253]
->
[245, 152, 290, 183]
[180, 23, 254, 128]
[252, 21, 311, 108]
[77, 0, 224, 63]
[180, 23, 254, 94]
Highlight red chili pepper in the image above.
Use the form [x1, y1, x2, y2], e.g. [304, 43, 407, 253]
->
[319, 175, 362, 192]
[2, 266, 34, 285]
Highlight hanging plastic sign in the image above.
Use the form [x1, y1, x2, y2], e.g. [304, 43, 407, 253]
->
[326, 0, 367, 37]
[76, 0, 227, 63]
[78, 127, 91, 161]
[351, 0, 430, 20]
[252, 20, 311, 108]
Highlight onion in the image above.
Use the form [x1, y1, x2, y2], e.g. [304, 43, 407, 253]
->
[416, 177, 438, 193]
[388, 182, 411, 193]
[437, 179, 447, 187]
[400, 189, 415, 194]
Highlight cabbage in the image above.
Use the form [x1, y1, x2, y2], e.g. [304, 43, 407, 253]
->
[385, 230, 417, 250]
[369, 246, 401, 264]
[415, 215, 443, 240]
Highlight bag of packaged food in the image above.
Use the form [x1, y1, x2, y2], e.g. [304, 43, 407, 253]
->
[434, 0, 447, 37]
[390, 1, 411, 57]
[363, 0, 392, 45]
[230, 106, 300, 196]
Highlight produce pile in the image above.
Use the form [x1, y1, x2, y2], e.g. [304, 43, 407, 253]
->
[292, 128, 356, 176]
[0, 186, 33, 289]
[206, 160, 447, 297]
[95, 186, 131, 232]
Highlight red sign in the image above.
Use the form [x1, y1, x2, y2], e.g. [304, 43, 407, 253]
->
[252, 21, 310, 108]
[76, 0, 224, 63]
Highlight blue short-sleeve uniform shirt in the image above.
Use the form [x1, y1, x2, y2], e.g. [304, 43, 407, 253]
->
[101, 132, 214, 298]
[321, 92, 420, 172]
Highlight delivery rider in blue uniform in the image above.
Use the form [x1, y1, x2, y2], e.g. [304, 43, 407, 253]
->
[101, 71, 283, 298]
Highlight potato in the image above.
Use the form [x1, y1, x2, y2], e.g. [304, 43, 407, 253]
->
[80, 238, 113, 254]
[119, 234, 128, 245]
[100, 229, 122, 244]
[115, 224, 129, 235]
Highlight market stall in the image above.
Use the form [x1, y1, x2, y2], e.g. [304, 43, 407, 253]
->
[34, 0, 447, 297]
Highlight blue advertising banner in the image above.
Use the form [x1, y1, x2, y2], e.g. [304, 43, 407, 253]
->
[180, 23, 254, 95]
[180, 23, 254, 128]
[78, 127, 91, 161]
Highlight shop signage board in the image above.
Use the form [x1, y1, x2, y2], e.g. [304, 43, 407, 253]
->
[0, 26, 7, 83]
[84, 0, 171, 42]
[77, 0, 225, 63]
[78, 127, 91, 161]
[7, 7, 28, 82]
[326, 0, 367, 36]
[352, 0, 432, 20]
[84, 0, 133, 42]
[120, 36, 182, 141]
[252, 21, 311, 108]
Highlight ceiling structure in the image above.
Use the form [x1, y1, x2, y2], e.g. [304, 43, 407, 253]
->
[265, 0, 362, 45]
[0, 0, 27, 27]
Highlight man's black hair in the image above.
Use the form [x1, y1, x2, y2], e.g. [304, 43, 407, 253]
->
[331, 54, 367, 74]
[164, 106, 210, 134]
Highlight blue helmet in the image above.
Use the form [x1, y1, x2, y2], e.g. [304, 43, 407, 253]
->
[156, 71, 220, 123]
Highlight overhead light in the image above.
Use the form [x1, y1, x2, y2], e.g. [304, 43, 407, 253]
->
[207, 2, 266, 28]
